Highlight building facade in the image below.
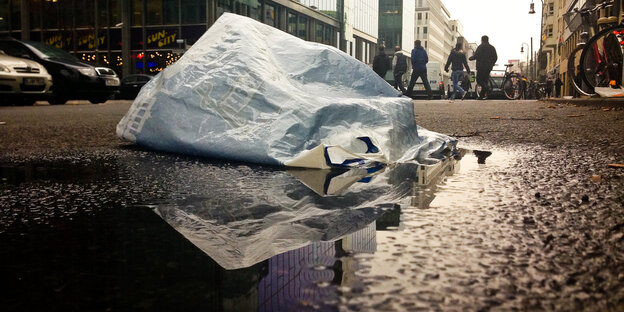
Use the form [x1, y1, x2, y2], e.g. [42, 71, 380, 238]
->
[0, 0, 378, 77]
[377, 0, 414, 54]
[414, 0, 453, 64]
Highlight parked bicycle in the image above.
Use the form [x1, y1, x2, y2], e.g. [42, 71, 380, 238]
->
[566, 0, 623, 96]
[475, 64, 521, 100]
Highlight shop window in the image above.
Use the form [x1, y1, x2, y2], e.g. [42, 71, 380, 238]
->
[76, 1, 95, 28]
[109, 28, 122, 50]
[43, 30, 72, 51]
[287, 12, 296, 36]
[131, 27, 143, 50]
[132, 0, 143, 26]
[181, 0, 206, 24]
[110, 52, 123, 76]
[181, 25, 206, 45]
[264, 4, 276, 27]
[78, 52, 97, 64]
[76, 29, 98, 51]
[42, 0, 59, 29]
[146, 27, 178, 49]
[0, 0, 8, 31]
[298, 16, 307, 40]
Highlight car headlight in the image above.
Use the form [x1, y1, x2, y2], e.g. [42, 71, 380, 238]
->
[0, 64, 10, 72]
[78, 67, 97, 77]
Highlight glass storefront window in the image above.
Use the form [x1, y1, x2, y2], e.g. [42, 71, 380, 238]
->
[130, 27, 142, 50]
[111, 52, 123, 76]
[76, 29, 97, 51]
[78, 52, 97, 64]
[132, 0, 143, 26]
[76, 1, 95, 28]
[287, 12, 296, 36]
[181, 25, 206, 45]
[324, 25, 331, 45]
[146, 27, 178, 49]
[181, 0, 205, 24]
[0, 0, 8, 31]
[109, 28, 122, 50]
[263, 4, 276, 27]
[298, 16, 307, 40]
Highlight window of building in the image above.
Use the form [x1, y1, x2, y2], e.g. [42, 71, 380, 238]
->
[418, 0, 423, 8]
[316, 23, 323, 43]
[182, 0, 206, 24]
[97, 0, 108, 27]
[146, 0, 179, 25]
[9, 0, 19, 30]
[423, 26, 428, 39]
[287, 12, 296, 36]
[548, 3, 554, 15]
[132, 0, 143, 26]
[0, 0, 7, 31]
[547, 25, 553, 37]
[425, 13, 428, 20]
[425, 41, 427, 48]
[217, 0, 232, 18]
[76, 1, 95, 28]
[29, 0, 42, 30]
[111, 0, 122, 27]
[298, 15, 307, 40]
[418, 13, 421, 21]
[264, 3, 276, 27]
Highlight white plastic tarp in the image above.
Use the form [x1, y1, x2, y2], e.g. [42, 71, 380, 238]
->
[117, 13, 456, 168]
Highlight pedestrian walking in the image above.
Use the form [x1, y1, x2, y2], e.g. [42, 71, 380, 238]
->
[372, 45, 390, 78]
[555, 76, 563, 98]
[545, 78, 553, 98]
[519, 76, 527, 99]
[392, 46, 408, 94]
[405, 40, 432, 99]
[444, 42, 471, 100]
[469, 35, 497, 100]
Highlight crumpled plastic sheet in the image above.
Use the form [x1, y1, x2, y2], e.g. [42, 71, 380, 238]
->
[117, 13, 456, 168]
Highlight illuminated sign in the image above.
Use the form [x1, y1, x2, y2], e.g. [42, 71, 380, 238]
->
[146, 29, 178, 49]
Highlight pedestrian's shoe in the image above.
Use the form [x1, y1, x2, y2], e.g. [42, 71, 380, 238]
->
[461, 91, 467, 100]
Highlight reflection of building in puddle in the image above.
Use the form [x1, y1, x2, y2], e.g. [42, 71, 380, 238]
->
[257, 222, 376, 311]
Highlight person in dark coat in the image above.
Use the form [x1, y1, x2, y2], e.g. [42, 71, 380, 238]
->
[469, 35, 497, 100]
[445, 42, 471, 100]
[372, 45, 390, 78]
[545, 78, 553, 98]
[392, 46, 408, 93]
[555, 76, 563, 97]
[405, 40, 432, 99]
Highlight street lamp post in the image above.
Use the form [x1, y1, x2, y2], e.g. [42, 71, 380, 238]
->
[529, 0, 543, 81]
[521, 43, 530, 77]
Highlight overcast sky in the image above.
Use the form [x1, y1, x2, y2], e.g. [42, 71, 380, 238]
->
[441, 0, 543, 69]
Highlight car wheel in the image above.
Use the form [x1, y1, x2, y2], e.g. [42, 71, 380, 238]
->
[89, 97, 109, 104]
[18, 99, 36, 106]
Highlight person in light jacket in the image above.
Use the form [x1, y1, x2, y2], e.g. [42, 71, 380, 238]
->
[392, 46, 408, 94]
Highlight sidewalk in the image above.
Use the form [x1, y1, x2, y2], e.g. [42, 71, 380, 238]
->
[543, 96, 624, 106]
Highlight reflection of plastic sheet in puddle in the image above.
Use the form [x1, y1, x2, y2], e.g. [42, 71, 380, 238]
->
[144, 151, 467, 271]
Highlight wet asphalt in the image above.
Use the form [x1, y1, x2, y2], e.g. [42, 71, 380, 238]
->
[0, 99, 623, 311]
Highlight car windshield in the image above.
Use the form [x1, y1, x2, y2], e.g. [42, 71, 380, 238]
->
[24, 41, 79, 62]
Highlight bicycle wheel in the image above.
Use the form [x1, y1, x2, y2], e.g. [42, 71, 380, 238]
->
[568, 45, 596, 96]
[580, 25, 624, 90]
[503, 75, 521, 100]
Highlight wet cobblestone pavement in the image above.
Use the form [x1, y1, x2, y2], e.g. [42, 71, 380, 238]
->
[0, 100, 623, 311]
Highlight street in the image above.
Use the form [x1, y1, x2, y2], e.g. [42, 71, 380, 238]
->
[1, 99, 623, 311]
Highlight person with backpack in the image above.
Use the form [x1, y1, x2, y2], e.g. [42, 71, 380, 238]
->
[372, 45, 391, 78]
[405, 40, 432, 99]
[392, 45, 408, 94]
[469, 35, 497, 100]
[444, 42, 471, 100]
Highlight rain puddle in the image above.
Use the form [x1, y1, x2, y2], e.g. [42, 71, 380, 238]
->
[0, 148, 525, 311]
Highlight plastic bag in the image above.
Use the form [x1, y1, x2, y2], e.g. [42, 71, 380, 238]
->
[117, 13, 456, 168]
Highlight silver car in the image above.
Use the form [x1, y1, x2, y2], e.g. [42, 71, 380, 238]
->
[0, 50, 53, 105]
